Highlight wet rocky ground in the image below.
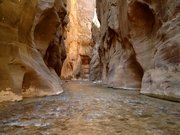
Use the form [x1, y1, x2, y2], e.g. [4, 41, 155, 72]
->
[0, 80, 180, 135]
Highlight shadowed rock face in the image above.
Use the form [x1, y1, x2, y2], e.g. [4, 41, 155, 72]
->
[91, 0, 180, 101]
[0, 0, 69, 102]
[61, 0, 95, 80]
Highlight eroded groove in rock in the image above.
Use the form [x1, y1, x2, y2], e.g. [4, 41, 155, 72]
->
[90, 0, 144, 90]
[0, 0, 69, 101]
[91, 0, 180, 101]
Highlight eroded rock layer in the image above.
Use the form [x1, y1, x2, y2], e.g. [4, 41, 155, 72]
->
[0, 0, 68, 102]
[61, 0, 95, 79]
[90, 0, 180, 101]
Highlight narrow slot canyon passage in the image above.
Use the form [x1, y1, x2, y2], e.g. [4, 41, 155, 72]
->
[0, 0, 180, 134]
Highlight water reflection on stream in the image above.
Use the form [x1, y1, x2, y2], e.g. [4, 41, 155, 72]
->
[0, 80, 180, 135]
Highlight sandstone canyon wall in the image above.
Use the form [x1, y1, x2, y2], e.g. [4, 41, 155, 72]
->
[0, 0, 68, 102]
[90, 0, 180, 101]
[61, 0, 95, 79]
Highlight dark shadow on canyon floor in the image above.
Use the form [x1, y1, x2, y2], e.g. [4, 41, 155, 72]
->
[0, 80, 180, 135]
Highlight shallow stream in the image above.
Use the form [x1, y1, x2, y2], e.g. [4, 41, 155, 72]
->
[0, 80, 180, 135]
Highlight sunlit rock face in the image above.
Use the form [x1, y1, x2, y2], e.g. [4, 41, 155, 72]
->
[91, 0, 180, 101]
[61, 0, 95, 79]
[0, 0, 68, 102]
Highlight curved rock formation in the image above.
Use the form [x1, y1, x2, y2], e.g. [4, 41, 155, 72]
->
[0, 0, 68, 102]
[91, 0, 180, 101]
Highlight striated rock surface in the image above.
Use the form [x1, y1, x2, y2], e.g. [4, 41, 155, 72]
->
[91, 0, 180, 101]
[0, 0, 68, 102]
[89, 9, 101, 81]
[61, 0, 95, 79]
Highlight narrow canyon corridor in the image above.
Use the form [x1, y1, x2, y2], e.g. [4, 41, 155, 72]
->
[1, 0, 180, 134]
[0, 80, 180, 135]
